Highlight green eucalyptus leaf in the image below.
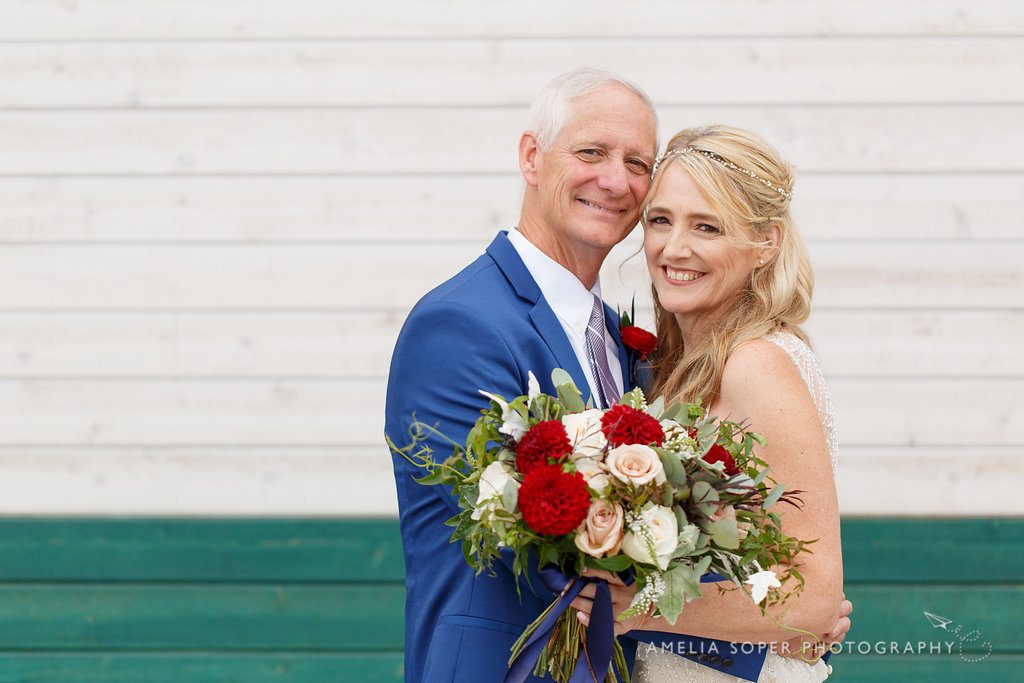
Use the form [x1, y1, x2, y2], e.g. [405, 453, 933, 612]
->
[657, 565, 687, 625]
[763, 484, 785, 510]
[705, 516, 740, 549]
[587, 553, 633, 572]
[645, 396, 666, 419]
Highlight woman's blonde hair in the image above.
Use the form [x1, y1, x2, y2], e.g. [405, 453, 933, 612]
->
[643, 125, 814, 405]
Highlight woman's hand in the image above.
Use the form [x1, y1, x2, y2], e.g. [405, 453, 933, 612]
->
[779, 595, 853, 661]
[569, 567, 652, 636]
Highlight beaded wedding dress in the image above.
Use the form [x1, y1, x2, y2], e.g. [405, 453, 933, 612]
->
[633, 332, 839, 683]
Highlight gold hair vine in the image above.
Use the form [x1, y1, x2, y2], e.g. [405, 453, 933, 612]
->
[652, 147, 793, 200]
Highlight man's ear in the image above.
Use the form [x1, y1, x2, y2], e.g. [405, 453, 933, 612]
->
[519, 131, 541, 186]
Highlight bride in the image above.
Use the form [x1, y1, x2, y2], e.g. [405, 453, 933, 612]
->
[574, 125, 846, 682]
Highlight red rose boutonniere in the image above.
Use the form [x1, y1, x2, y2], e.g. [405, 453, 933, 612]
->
[618, 298, 658, 361]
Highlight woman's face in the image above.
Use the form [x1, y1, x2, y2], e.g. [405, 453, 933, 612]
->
[643, 162, 763, 326]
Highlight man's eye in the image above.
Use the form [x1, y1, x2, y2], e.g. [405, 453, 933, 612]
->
[579, 149, 601, 157]
[627, 159, 651, 174]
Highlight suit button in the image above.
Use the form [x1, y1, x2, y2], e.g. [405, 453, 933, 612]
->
[722, 658, 734, 668]
[697, 653, 709, 662]
[710, 655, 722, 665]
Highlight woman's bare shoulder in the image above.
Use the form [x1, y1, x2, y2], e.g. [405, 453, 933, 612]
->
[719, 339, 814, 418]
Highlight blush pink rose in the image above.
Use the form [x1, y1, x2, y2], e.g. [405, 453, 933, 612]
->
[574, 500, 625, 558]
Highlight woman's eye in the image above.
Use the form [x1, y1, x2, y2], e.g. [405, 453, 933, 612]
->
[648, 216, 670, 226]
[696, 223, 721, 235]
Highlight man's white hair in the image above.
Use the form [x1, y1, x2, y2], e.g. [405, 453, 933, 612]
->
[525, 67, 658, 151]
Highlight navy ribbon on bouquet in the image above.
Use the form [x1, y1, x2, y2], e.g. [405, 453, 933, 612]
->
[504, 566, 619, 683]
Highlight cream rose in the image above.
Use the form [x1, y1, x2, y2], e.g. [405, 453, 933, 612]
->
[622, 504, 679, 570]
[574, 500, 625, 558]
[574, 457, 611, 494]
[471, 461, 519, 521]
[561, 409, 608, 461]
[606, 444, 666, 487]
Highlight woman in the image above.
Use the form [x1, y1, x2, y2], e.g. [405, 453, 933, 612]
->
[575, 125, 845, 682]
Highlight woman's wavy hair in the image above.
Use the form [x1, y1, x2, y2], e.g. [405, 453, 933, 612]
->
[642, 125, 814, 405]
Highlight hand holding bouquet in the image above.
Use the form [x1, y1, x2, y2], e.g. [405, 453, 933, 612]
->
[389, 369, 810, 683]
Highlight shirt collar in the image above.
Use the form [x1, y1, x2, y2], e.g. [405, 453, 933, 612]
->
[507, 228, 602, 336]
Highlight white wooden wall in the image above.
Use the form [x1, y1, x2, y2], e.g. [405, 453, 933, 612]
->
[1, 1, 1021, 515]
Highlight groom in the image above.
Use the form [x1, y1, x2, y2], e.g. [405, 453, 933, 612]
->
[385, 69, 846, 682]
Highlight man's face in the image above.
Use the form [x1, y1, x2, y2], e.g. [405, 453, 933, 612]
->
[529, 85, 658, 255]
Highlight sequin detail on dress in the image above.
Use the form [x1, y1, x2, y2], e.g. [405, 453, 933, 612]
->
[762, 331, 839, 477]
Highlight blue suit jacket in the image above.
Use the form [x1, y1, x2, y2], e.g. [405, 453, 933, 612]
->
[385, 231, 766, 682]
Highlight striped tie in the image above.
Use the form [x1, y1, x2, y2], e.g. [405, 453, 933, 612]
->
[585, 294, 621, 409]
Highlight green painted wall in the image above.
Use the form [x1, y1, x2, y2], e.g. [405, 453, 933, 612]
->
[0, 518, 1019, 682]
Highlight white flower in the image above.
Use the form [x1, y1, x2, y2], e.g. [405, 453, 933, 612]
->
[527, 371, 541, 403]
[622, 504, 679, 570]
[745, 570, 782, 605]
[574, 456, 611, 494]
[561, 409, 607, 461]
[606, 444, 666, 487]
[471, 461, 520, 521]
[479, 390, 529, 441]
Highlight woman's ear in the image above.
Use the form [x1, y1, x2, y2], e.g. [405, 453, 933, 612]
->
[758, 223, 783, 265]
[519, 131, 541, 186]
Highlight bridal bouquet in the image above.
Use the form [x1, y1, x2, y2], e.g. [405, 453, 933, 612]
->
[389, 369, 810, 683]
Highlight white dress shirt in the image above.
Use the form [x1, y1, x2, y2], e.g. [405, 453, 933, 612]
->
[507, 228, 625, 402]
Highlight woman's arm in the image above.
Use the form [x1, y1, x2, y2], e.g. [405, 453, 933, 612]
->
[574, 339, 845, 644]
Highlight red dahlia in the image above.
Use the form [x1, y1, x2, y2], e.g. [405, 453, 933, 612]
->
[620, 325, 658, 360]
[703, 443, 741, 477]
[518, 465, 591, 536]
[601, 404, 665, 447]
[515, 420, 572, 474]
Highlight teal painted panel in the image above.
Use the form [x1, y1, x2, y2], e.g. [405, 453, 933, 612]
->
[829, 654, 1024, 682]
[0, 518, 404, 582]
[0, 653, 403, 683]
[1, 518, 1021, 583]
[843, 584, 1021, 654]
[0, 584, 403, 650]
[840, 518, 1024, 583]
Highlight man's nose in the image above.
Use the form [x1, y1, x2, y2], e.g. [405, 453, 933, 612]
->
[596, 160, 630, 196]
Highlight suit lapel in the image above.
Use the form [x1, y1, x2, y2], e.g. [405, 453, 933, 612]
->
[486, 231, 592, 397]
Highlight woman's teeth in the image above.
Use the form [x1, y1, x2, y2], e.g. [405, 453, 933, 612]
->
[666, 268, 705, 282]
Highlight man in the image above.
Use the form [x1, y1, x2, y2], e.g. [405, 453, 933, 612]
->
[385, 69, 849, 682]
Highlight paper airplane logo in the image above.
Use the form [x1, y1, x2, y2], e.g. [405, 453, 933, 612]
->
[924, 612, 953, 630]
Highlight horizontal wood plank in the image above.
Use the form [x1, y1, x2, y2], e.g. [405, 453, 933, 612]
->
[1, 174, 1021, 243]
[0, 242, 1019, 311]
[840, 518, 1024, 583]
[0, 583, 1014, 652]
[0, 584, 404, 649]
[4, 39, 1020, 107]
[0, 446, 399, 516]
[0, 518, 1019, 583]
[0, 445, 1020, 516]
[0, 518, 405, 582]
[0, 309, 1020, 379]
[0, 654, 403, 683]
[829, 655, 1024, 683]
[842, 584, 1022, 654]
[0, 107, 1021, 174]
[4, 1, 1021, 40]
[0, 378, 1020, 447]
